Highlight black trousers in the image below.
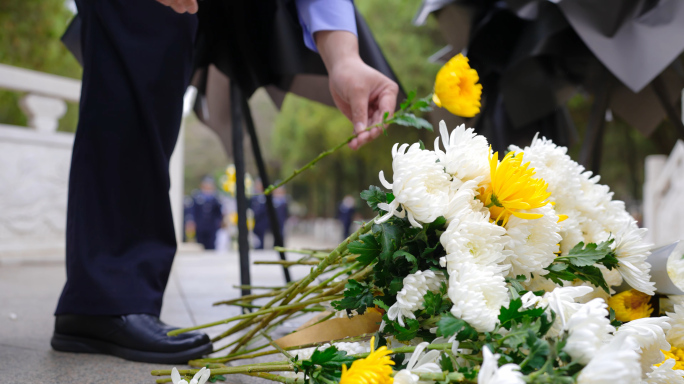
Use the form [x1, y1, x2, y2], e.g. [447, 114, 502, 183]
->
[55, 0, 197, 316]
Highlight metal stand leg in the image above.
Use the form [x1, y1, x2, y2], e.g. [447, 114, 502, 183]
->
[231, 82, 251, 297]
[652, 75, 684, 140]
[579, 68, 612, 174]
[241, 97, 291, 283]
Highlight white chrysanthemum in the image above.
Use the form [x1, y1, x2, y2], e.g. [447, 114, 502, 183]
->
[478, 346, 524, 384]
[557, 213, 585, 256]
[503, 204, 561, 278]
[577, 333, 642, 384]
[440, 202, 508, 271]
[666, 304, 684, 348]
[521, 274, 559, 293]
[599, 265, 624, 291]
[563, 298, 615, 365]
[509, 136, 585, 216]
[443, 178, 486, 223]
[616, 317, 672, 374]
[612, 221, 656, 295]
[667, 251, 684, 291]
[643, 358, 684, 384]
[394, 342, 442, 384]
[570, 281, 610, 304]
[521, 285, 593, 338]
[171, 367, 210, 384]
[377, 143, 451, 228]
[448, 261, 509, 332]
[433, 121, 491, 189]
[388, 270, 445, 327]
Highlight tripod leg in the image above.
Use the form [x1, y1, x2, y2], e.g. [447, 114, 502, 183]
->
[579, 68, 612, 174]
[241, 97, 291, 283]
[652, 75, 684, 140]
[231, 83, 251, 297]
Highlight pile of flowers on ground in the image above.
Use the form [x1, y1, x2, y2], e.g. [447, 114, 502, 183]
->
[153, 122, 684, 384]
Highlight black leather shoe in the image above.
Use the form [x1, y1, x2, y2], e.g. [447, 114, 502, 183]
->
[51, 314, 213, 364]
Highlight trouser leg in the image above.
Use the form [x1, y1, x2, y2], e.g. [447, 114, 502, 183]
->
[55, 0, 197, 316]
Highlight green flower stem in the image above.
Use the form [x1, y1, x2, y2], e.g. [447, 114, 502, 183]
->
[210, 314, 267, 343]
[233, 285, 291, 290]
[263, 119, 385, 196]
[194, 332, 376, 365]
[316, 264, 372, 298]
[296, 261, 359, 300]
[301, 311, 336, 329]
[243, 372, 303, 384]
[261, 330, 295, 360]
[254, 260, 322, 266]
[168, 296, 340, 336]
[151, 363, 294, 377]
[351, 343, 455, 359]
[273, 247, 331, 258]
[411, 372, 470, 383]
[213, 291, 284, 306]
[228, 218, 375, 353]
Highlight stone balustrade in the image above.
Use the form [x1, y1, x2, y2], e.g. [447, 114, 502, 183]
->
[0, 64, 187, 258]
[643, 140, 684, 249]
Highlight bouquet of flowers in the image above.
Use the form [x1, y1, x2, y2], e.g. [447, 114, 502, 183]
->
[152, 55, 684, 384]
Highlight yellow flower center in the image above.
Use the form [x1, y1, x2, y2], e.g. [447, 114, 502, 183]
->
[433, 53, 482, 118]
[608, 289, 653, 322]
[478, 150, 551, 226]
[340, 337, 395, 384]
[655, 347, 684, 371]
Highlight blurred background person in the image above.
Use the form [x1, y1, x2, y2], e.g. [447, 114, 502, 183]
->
[338, 195, 356, 239]
[251, 180, 289, 250]
[189, 176, 223, 250]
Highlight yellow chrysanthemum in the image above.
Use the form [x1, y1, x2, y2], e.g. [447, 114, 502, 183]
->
[340, 337, 394, 384]
[478, 150, 551, 226]
[655, 347, 684, 370]
[608, 289, 653, 322]
[433, 53, 482, 118]
[223, 164, 237, 195]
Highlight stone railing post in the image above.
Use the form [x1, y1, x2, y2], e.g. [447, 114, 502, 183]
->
[19, 93, 68, 133]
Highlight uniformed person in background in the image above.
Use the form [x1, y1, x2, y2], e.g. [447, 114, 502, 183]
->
[187, 176, 223, 250]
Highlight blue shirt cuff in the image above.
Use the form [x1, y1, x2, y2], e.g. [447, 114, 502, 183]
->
[295, 0, 358, 52]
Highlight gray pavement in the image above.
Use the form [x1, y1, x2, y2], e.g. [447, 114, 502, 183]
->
[0, 245, 327, 384]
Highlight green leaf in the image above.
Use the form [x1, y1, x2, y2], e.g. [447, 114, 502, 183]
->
[440, 352, 455, 372]
[393, 250, 418, 273]
[498, 298, 546, 330]
[400, 91, 416, 110]
[609, 307, 623, 327]
[436, 313, 478, 341]
[373, 298, 390, 311]
[331, 279, 375, 315]
[558, 240, 615, 267]
[373, 221, 403, 261]
[422, 289, 450, 317]
[419, 140, 426, 150]
[392, 113, 433, 131]
[523, 331, 550, 371]
[360, 186, 387, 212]
[409, 96, 433, 112]
[348, 233, 381, 265]
[310, 346, 356, 370]
[458, 367, 478, 381]
[381, 314, 421, 341]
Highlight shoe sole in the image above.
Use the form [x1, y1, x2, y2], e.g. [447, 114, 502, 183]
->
[51, 333, 213, 364]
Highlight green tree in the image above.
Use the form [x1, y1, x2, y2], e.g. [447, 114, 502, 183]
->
[270, 0, 446, 217]
[0, 0, 81, 131]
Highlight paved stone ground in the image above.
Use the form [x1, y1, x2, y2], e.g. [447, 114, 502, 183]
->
[0, 237, 336, 384]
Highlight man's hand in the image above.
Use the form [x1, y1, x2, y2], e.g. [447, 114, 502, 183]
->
[156, 0, 198, 14]
[315, 31, 399, 150]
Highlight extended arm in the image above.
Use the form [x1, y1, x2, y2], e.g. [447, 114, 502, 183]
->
[296, 0, 398, 149]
